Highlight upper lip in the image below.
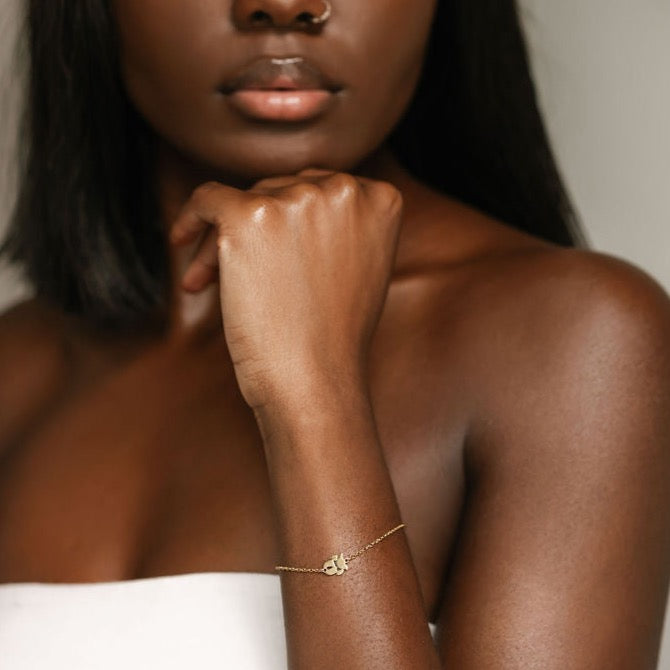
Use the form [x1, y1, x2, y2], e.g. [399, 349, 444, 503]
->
[219, 55, 342, 93]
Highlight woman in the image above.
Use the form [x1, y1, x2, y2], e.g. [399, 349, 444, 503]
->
[0, 0, 669, 668]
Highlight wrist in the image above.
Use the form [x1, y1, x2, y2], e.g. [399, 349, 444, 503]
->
[252, 370, 373, 442]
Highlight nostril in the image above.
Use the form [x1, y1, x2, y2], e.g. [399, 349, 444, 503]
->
[295, 11, 315, 25]
[235, 2, 331, 32]
[249, 10, 272, 26]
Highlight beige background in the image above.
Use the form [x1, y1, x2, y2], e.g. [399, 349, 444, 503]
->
[1, 0, 669, 665]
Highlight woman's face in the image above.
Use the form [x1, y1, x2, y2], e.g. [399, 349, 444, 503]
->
[113, 0, 438, 182]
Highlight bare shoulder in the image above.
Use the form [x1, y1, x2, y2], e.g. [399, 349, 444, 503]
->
[456, 243, 670, 465]
[484, 245, 670, 358]
[442, 234, 670, 358]
[495, 244, 668, 329]
[0, 298, 73, 450]
[394, 191, 670, 425]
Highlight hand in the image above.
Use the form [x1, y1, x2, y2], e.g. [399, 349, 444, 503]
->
[169, 169, 403, 411]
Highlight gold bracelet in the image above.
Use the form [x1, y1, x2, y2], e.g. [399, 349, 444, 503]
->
[274, 523, 406, 576]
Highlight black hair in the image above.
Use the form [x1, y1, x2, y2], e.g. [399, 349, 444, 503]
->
[1, 0, 167, 332]
[390, 0, 587, 249]
[1, 0, 588, 332]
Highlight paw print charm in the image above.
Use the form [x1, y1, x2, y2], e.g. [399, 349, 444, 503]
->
[323, 553, 349, 576]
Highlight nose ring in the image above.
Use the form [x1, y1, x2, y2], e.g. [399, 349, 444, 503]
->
[310, 0, 332, 25]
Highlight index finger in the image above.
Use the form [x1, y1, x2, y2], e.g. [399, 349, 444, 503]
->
[169, 181, 255, 246]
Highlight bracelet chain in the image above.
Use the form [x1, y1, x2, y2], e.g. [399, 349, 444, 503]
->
[274, 523, 406, 576]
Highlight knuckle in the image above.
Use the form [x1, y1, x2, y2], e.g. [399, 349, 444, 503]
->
[331, 172, 359, 190]
[192, 181, 220, 202]
[190, 181, 222, 214]
[234, 195, 281, 235]
[374, 182, 404, 215]
[286, 181, 322, 203]
[246, 194, 276, 220]
[326, 172, 359, 198]
[374, 180, 401, 201]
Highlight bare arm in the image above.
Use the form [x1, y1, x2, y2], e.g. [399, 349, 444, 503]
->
[435, 256, 670, 669]
[256, 384, 440, 669]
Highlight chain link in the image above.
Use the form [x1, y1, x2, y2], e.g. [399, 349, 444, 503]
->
[274, 523, 405, 575]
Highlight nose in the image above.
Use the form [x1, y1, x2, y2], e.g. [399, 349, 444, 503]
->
[232, 0, 332, 31]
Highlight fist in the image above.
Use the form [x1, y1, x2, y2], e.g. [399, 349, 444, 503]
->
[170, 169, 403, 410]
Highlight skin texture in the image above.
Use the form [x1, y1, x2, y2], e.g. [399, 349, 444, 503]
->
[113, 0, 437, 182]
[2, 1, 670, 668]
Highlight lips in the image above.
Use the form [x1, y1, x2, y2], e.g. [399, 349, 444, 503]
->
[219, 56, 342, 122]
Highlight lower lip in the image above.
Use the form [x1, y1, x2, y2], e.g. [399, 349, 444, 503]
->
[226, 89, 334, 122]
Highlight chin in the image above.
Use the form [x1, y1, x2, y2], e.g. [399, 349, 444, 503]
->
[190, 131, 374, 183]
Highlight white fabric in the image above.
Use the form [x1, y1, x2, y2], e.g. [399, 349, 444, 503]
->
[0, 571, 438, 669]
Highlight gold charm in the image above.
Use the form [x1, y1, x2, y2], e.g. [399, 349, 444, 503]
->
[323, 553, 348, 576]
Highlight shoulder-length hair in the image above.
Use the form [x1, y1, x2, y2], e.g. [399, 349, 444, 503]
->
[1, 0, 588, 332]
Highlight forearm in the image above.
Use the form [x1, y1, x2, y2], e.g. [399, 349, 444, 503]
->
[255, 380, 441, 670]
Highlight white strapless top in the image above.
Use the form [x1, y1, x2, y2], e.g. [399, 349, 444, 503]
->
[0, 572, 438, 669]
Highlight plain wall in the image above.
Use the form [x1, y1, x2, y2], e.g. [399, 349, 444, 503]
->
[520, 0, 670, 290]
[0, 0, 669, 666]
[0, 0, 25, 308]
